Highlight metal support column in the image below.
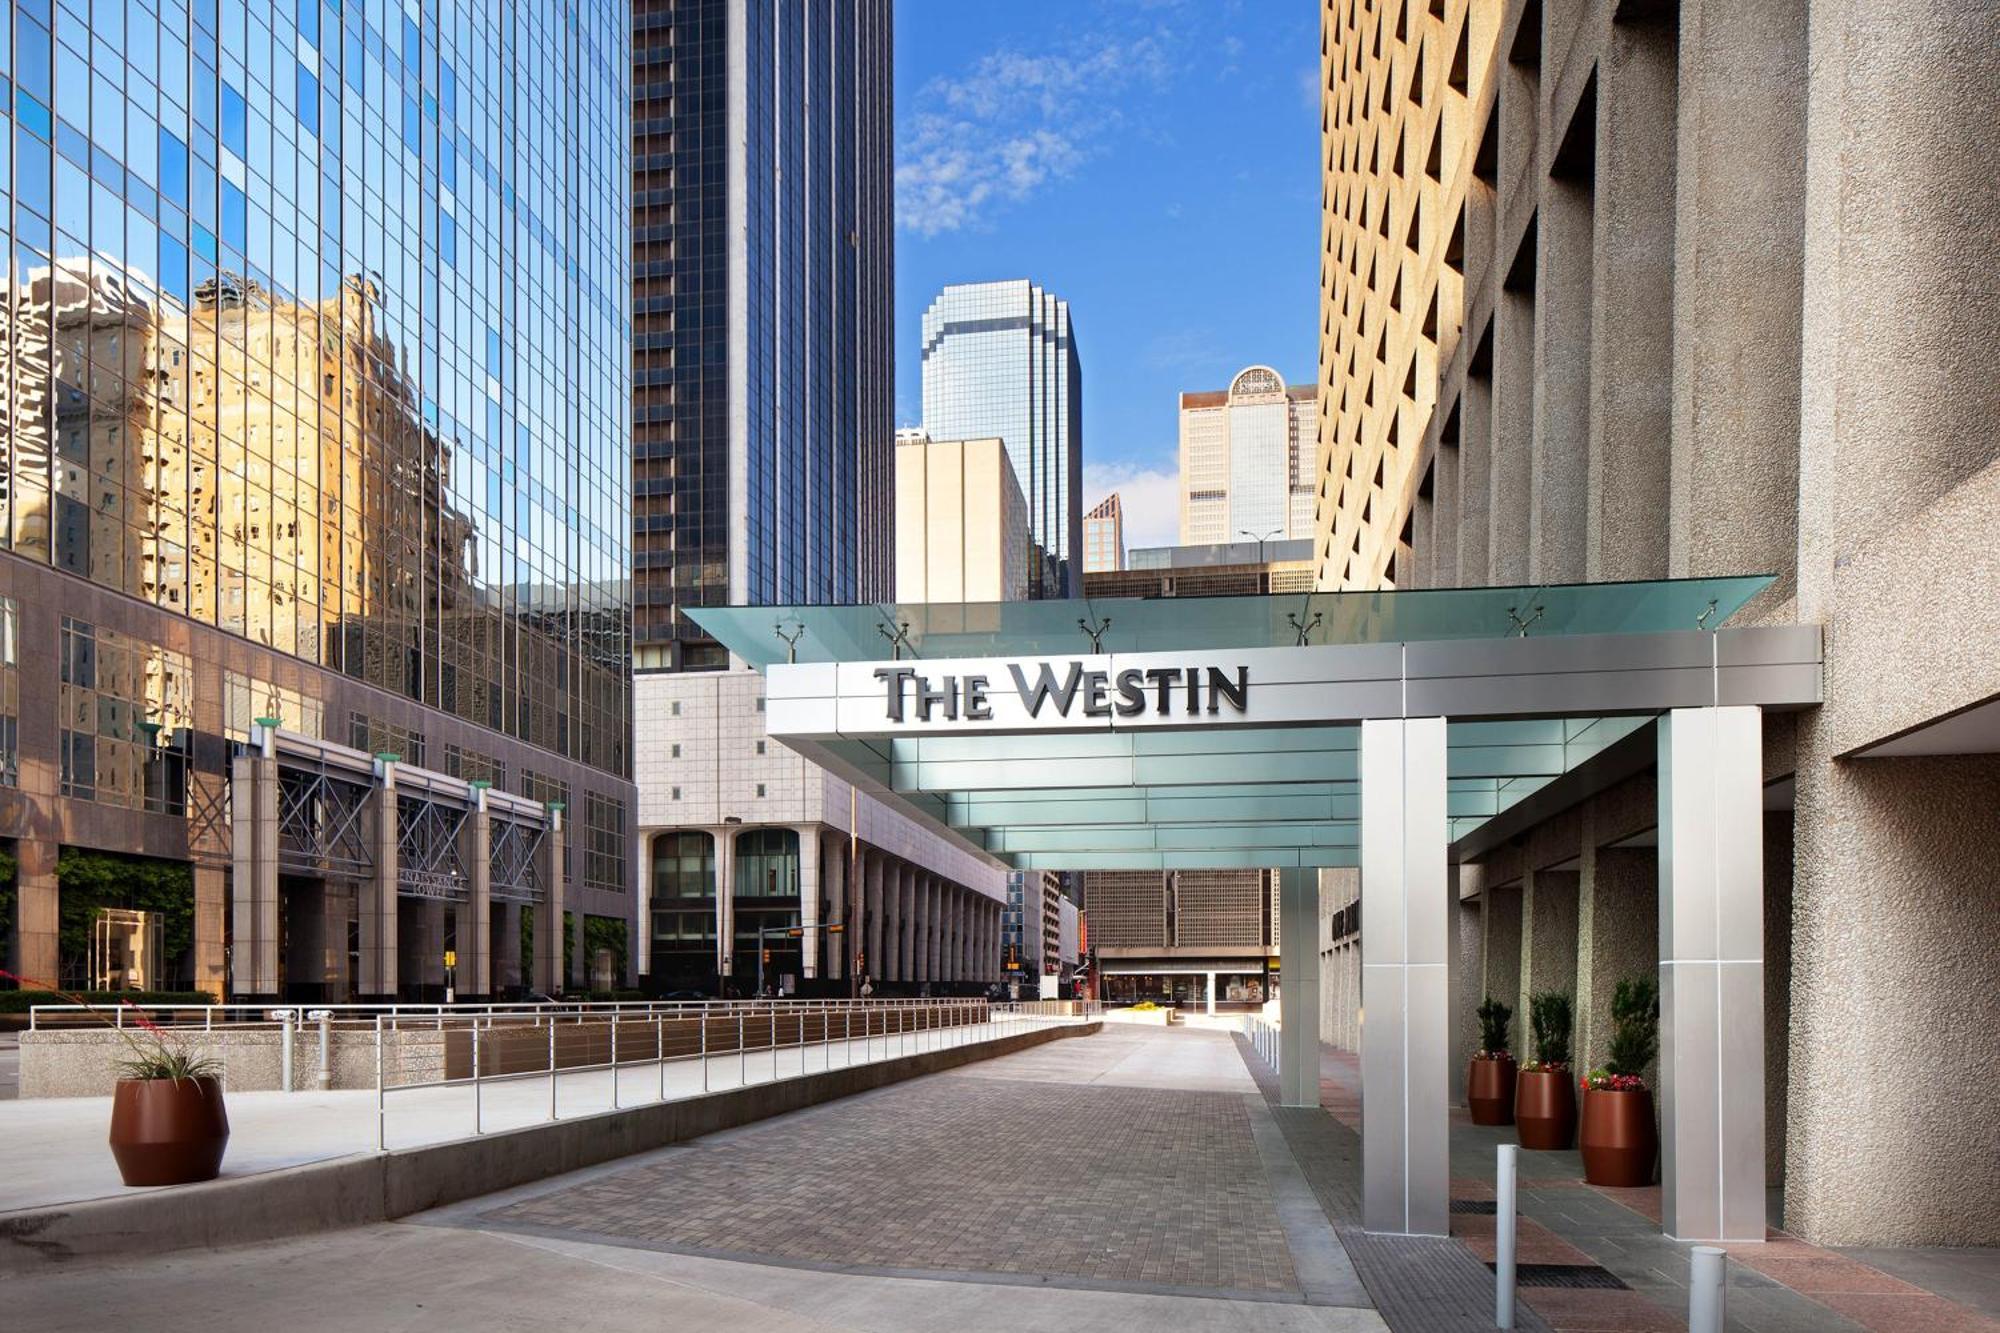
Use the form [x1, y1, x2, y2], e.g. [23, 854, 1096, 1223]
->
[1360, 715, 1450, 1237]
[1658, 705, 1765, 1242]
[358, 752, 400, 1001]
[1278, 866, 1322, 1107]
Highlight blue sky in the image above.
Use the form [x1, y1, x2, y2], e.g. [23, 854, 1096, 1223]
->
[893, 0, 1321, 551]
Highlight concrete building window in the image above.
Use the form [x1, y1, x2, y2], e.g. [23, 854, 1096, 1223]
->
[755, 783, 766, 797]
[671, 786, 681, 799]
[651, 830, 715, 899]
[754, 740, 765, 754]
[734, 827, 798, 896]
[670, 743, 681, 757]
[583, 792, 629, 894]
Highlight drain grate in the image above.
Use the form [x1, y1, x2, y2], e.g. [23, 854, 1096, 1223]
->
[1451, 1199, 1498, 1214]
[1485, 1261, 1630, 1290]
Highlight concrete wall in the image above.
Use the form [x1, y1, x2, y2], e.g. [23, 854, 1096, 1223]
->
[1478, 881, 1523, 1057]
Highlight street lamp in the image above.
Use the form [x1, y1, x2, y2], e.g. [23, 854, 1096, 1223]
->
[1239, 528, 1282, 584]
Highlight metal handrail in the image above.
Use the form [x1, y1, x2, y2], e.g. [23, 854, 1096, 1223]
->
[26, 996, 994, 1031]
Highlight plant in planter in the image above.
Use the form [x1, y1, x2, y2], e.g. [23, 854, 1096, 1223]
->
[1516, 990, 1576, 1150]
[1467, 997, 1517, 1125]
[1579, 975, 1659, 1187]
[1, 969, 230, 1186]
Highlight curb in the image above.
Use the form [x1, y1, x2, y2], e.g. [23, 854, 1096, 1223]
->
[0, 1020, 1099, 1271]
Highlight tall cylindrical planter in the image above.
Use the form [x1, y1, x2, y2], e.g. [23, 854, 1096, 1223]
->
[1515, 1068, 1576, 1150]
[108, 1076, 230, 1186]
[1467, 1055, 1517, 1125]
[1579, 1087, 1656, 1187]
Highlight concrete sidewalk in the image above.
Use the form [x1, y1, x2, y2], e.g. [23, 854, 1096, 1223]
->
[0, 1017, 1063, 1216]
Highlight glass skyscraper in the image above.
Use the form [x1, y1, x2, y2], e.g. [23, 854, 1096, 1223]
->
[919, 279, 1082, 598]
[0, 0, 634, 998]
[631, 0, 894, 671]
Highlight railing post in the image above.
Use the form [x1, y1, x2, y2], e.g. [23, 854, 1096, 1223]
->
[374, 1015, 386, 1152]
[610, 1015, 619, 1110]
[739, 1012, 746, 1087]
[548, 1018, 558, 1122]
[1689, 1247, 1727, 1333]
[657, 1015, 666, 1103]
[472, 1018, 482, 1136]
[1497, 1144, 1519, 1330]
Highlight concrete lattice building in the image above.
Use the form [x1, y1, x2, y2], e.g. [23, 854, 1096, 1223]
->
[1316, 0, 2000, 1247]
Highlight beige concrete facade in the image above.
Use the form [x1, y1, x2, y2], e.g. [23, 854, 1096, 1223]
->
[1179, 368, 1317, 547]
[894, 436, 1031, 604]
[1317, 0, 2000, 1246]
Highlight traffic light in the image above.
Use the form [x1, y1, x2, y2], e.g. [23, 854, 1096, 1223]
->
[762, 948, 772, 964]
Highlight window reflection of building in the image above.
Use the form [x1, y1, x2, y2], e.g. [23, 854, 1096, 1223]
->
[7, 257, 630, 783]
[58, 618, 192, 816]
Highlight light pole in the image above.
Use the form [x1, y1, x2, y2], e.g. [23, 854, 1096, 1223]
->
[1239, 527, 1282, 578]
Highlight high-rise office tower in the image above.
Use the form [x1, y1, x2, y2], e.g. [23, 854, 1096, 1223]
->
[919, 280, 1082, 598]
[895, 437, 1031, 603]
[631, 0, 895, 670]
[1178, 366, 1316, 547]
[0, 1, 635, 1001]
[1083, 494, 1124, 573]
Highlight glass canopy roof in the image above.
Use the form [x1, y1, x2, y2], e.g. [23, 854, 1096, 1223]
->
[689, 575, 1772, 669]
[687, 577, 1783, 871]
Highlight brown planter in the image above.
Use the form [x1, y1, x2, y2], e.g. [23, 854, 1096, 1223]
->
[109, 1076, 230, 1186]
[1579, 1087, 1657, 1187]
[1466, 1055, 1517, 1125]
[1515, 1068, 1576, 1150]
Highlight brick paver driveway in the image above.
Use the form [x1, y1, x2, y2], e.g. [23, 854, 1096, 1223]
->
[477, 1031, 1302, 1299]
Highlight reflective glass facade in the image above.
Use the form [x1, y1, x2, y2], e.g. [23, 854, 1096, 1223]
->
[919, 279, 1082, 598]
[632, 0, 893, 671]
[0, 0, 631, 777]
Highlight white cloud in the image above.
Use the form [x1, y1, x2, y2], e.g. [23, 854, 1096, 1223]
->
[898, 28, 1181, 238]
[1082, 461, 1181, 555]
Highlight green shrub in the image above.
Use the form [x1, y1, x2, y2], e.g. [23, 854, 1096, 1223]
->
[1476, 996, 1513, 1057]
[1528, 990, 1573, 1067]
[584, 915, 629, 982]
[55, 849, 195, 990]
[1606, 975, 1659, 1077]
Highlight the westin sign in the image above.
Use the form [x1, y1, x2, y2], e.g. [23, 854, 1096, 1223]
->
[874, 661, 1251, 723]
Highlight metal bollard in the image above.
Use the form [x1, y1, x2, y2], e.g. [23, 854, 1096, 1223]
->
[1689, 1246, 1727, 1333]
[1496, 1144, 1519, 1330]
[312, 1009, 333, 1090]
[279, 1009, 296, 1092]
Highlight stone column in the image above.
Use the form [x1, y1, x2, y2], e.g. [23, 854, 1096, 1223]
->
[1449, 891, 1482, 1104]
[884, 861, 904, 982]
[193, 862, 227, 1000]
[1516, 867, 1580, 1057]
[464, 784, 493, 1000]
[825, 832, 846, 982]
[1277, 866, 1321, 1108]
[1658, 706, 1764, 1242]
[228, 729, 281, 999]
[797, 825, 820, 981]
[1670, 0, 1806, 591]
[494, 901, 524, 993]
[634, 830, 653, 984]
[533, 805, 564, 995]
[1576, 843, 1656, 1076]
[864, 850, 884, 985]
[357, 754, 399, 1001]
[901, 867, 917, 983]
[1588, 15, 1676, 581]
[1489, 286, 1534, 583]
[10, 836, 57, 988]
[1360, 716, 1450, 1237]
[1532, 165, 1591, 584]
[714, 827, 736, 986]
[1479, 879, 1523, 1054]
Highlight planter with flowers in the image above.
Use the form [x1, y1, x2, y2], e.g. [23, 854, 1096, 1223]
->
[1467, 997, 1516, 1125]
[1516, 990, 1575, 1150]
[1579, 975, 1658, 1187]
[2, 970, 229, 1186]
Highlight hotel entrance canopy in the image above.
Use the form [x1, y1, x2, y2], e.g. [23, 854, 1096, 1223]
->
[690, 577, 1817, 873]
[693, 578, 1819, 1243]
